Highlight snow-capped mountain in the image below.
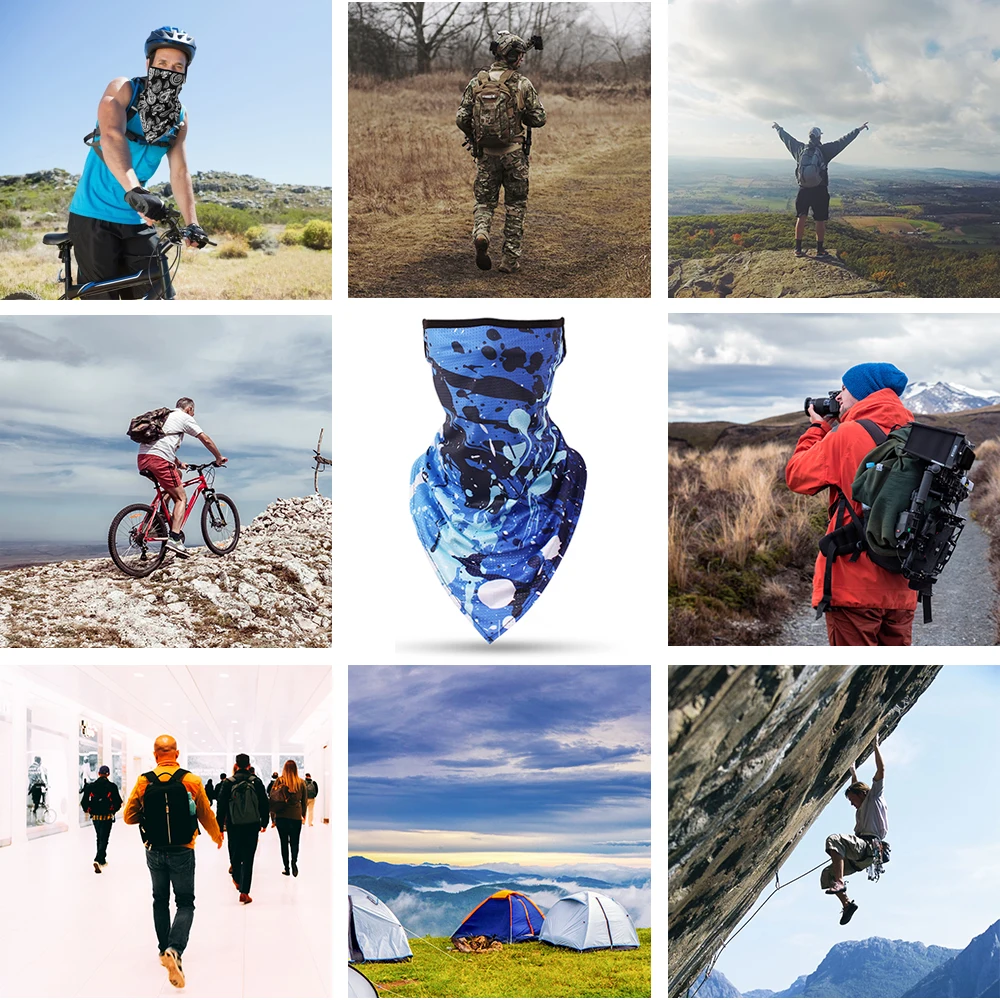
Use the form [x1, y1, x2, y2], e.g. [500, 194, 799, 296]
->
[902, 381, 1000, 414]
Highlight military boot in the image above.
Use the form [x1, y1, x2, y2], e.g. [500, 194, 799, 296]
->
[497, 255, 521, 273]
[474, 233, 492, 271]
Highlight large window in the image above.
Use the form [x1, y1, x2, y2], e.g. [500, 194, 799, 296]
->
[0, 689, 11, 848]
[26, 705, 69, 840]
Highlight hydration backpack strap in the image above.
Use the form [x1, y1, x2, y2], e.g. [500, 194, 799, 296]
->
[855, 418, 887, 447]
[816, 489, 865, 617]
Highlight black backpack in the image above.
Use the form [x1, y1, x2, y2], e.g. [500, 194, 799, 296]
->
[228, 776, 260, 826]
[140, 769, 198, 848]
[89, 780, 115, 814]
[127, 407, 171, 443]
[817, 419, 975, 623]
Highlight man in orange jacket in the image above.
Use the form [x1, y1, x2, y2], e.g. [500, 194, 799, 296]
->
[786, 362, 917, 645]
[124, 734, 222, 990]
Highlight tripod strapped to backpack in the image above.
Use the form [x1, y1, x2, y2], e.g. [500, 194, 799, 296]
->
[818, 421, 976, 623]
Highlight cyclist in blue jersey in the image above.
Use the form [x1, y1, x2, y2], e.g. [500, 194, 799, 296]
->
[66, 27, 209, 299]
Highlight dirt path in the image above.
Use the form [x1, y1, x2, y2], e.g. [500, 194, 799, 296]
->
[777, 513, 997, 645]
[348, 125, 650, 298]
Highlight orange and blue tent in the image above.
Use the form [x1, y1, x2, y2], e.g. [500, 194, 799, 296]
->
[452, 890, 545, 943]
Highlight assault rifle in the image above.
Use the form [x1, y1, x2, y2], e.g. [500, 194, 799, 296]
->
[462, 133, 481, 159]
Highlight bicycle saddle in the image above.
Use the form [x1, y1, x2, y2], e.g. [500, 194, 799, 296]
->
[43, 232, 72, 246]
[139, 468, 159, 483]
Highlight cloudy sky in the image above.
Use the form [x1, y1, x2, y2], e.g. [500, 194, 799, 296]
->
[348, 666, 651, 870]
[715, 665, 1000, 993]
[0, 316, 331, 543]
[669, 313, 1000, 423]
[669, 0, 1000, 170]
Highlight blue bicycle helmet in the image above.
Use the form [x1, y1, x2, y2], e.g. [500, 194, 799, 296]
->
[145, 27, 196, 66]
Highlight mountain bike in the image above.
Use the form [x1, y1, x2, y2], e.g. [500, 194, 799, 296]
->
[108, 462, 240, 577]
[2, 206, 216, 300]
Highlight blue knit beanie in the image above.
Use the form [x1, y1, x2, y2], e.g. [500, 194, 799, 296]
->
[841, 362, 908, 400]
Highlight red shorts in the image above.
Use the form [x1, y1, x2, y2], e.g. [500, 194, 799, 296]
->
[138, 454, 181, 490]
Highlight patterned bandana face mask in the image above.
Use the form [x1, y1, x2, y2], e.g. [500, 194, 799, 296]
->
[137, 65, 185, 143]
[410, 319, 586, 642]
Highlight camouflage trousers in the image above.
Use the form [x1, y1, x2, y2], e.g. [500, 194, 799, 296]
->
[472, 149, 529, 259]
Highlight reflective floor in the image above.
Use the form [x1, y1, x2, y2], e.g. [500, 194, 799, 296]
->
[0, 821, 332, 997]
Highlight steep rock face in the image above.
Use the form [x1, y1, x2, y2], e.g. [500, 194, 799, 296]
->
[902, 919, 1000, 997]
[0, 496, 331, 647]
[668, 665, 942, 998]
[668, 250, 894, 298]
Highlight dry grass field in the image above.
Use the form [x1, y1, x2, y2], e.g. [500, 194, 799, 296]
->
[968, 438, 1000, 642]
[668, 442, 827, 644]
[348, 72, 651, 297]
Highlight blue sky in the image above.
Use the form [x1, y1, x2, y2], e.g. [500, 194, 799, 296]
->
[2, 1, 331, 185]
[0, 316, 331, 544]
[348, 666, 651, 870]
[710, 665, 1000, 993]
[670, 0, 1000, 170]
[669, 314, 1000, 423]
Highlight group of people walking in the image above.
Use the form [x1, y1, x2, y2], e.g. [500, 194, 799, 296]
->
[79, 735, 320, 989]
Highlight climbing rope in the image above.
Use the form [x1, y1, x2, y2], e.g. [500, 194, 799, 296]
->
[689, 859, 829, 998]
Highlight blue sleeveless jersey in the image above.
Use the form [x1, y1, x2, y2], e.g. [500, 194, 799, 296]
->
[69, 79, 185, 224]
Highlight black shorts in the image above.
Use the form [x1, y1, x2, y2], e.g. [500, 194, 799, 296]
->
[66, 213, 169, 299]
[795, 186, 831, 222]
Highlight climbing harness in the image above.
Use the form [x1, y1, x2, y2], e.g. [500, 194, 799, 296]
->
[690, 859, 828, 999]
[863, 836, 890, 882]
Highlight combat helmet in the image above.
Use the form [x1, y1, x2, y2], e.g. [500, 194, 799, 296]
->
[491, 30, 543, 64]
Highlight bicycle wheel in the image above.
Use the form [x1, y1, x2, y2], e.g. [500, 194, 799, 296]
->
[42, 807, 56, 824]
[201, 493, 240, 554]
[108, 503, 168, 577]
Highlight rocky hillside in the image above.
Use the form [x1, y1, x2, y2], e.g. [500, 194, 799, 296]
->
[668, 666, 942, 999]
[0, 495, 331, 648]
[668, 250, 895, 298]
[151, 170, 331, 211]
[903, 919, 1000, 998]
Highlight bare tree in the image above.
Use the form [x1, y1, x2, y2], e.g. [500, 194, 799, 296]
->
[390, 2, 484, 73]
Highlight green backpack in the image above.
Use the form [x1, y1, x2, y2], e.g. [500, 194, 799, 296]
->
[818, 420, 975, 622]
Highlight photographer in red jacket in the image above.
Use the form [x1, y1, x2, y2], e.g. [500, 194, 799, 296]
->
[786, 363, 917, 645]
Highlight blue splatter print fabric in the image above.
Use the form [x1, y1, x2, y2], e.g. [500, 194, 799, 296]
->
[410, 319, 587, 642]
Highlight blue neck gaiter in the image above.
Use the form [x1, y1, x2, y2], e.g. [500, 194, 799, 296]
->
[410, 319, 586, 642]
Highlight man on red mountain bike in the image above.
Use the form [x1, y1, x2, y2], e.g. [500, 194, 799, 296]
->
[66, 27, 209, 299]
[137, 398, 226, 557]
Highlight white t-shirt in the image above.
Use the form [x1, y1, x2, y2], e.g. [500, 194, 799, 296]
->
[855, 776, 888, 839]
[138, 409, 203, 463]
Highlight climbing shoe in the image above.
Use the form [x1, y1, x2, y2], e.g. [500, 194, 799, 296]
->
[839, 900, 858, 925]
[474, 234, 492, 271]
[497, 255, 521, 273]
[824, 879, 846, 894]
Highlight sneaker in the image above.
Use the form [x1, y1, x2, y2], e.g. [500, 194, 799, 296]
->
[161, 947, 185, 989]
[474, 234, 492, 271]
[239, 892, 253, 904]
[840, 900, 859, 925]
[824, 879, 847, 894]
[93, 862, 101, 874]
[164, 538, 189, 558]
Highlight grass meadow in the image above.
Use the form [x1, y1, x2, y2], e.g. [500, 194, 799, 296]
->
[668, 442, 827, 644]
[358, 930, 651, 998]
[348, 72, 651, 297]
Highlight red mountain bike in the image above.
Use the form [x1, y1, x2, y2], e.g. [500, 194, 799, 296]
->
[108, 462, 240, 577]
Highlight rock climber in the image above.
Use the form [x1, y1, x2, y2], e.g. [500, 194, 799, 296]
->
[771, 121, 869, 258]
[820, 728, 887, 924]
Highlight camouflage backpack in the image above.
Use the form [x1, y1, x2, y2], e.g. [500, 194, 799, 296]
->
[127, 406, 171, 443]
[471, 69, 525, 148]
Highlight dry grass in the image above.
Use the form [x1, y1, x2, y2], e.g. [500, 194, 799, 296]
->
[0, 241, 331, 300]
[669, 442, 827, 645]
[348, 71, 650, 297]
[969, 438, 1000, 642]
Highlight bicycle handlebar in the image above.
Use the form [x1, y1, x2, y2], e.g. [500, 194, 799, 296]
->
[184, 461, 226, 472]
[160, 207, 218, 247]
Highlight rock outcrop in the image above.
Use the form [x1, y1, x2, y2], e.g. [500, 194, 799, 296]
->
[0, 496, 331, 648]
[668, 666, 942, 999]
[151, 170, 332, 212]
[668, 250, 895, 298]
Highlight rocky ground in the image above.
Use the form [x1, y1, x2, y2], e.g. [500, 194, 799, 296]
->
[0, 496, 331, 648]
[152, 170, 331, 212]
[669, 249, 895, 298]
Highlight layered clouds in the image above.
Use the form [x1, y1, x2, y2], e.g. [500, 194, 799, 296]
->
[669, 0, 1000, 169]
[0, 317, 331, 541]
[669, 314, 1000, 422]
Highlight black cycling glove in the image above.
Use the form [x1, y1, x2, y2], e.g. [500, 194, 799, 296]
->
[124, 186, 167, 221]
[181, 223, 210, 248]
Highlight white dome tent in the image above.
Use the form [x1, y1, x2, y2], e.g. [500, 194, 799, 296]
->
[348, 884, 413, 962]
[540, 891, 640, 951]
[347, 964, 379, 997]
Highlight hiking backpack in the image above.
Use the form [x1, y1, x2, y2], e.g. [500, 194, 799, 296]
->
[139, 769, 199, 848]
[798, 144, 826, 187]
[228, 776, 261, 826]
[471, 69, 525, 148]
[127, 407, 171, 443]
[817, 419, 975, 623]
[88, 781, 115, 815]
[268, 781, 291, 810]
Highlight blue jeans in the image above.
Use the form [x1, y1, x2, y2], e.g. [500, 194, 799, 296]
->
[145, 847, 195, 955]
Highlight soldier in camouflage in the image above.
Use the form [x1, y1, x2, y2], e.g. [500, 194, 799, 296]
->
[457, 31, 546, 273]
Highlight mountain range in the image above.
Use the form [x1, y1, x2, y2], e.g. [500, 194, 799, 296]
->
[902, 381, 1000, 414]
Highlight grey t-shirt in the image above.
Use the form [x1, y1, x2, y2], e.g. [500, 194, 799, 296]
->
[855, 776, 888, 839]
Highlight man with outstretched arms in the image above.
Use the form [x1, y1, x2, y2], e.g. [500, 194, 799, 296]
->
[66, 27, 209, 298]
[136, 397, 227, 558]
[820, 729, 888, 925]
[772, 121, 869, 257]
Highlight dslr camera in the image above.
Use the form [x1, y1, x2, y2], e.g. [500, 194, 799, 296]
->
[804, 391, 840, 419]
